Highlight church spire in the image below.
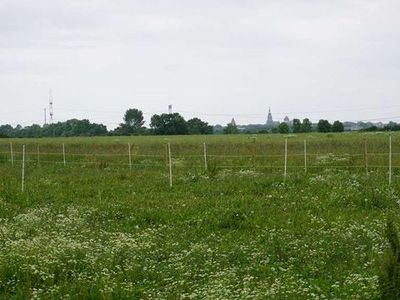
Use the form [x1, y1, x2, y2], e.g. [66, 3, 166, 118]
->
[267, 107, 274, 126]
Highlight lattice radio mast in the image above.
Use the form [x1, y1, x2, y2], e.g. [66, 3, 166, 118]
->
[49, 89, 54, 124]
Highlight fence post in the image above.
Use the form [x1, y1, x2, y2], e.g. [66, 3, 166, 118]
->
[37, 145, 40, 165]
[128, 143, 132, 171]
[21, 145, 25, 192]
[252, 136, 256, 165]
[10, 142, 14, 166]
[389, 134, 392, 185]
[168, 143, 173, 187]
[284, 139, 288, 179]
[163, 141, 168, 167]
[203, 142, 208, 171]
[304, 140, 307, 173]
[364, 138, 368, 175]
[62, 143, 66, 166]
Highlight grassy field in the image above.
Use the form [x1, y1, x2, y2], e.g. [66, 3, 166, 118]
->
[0, 132, 399, 299]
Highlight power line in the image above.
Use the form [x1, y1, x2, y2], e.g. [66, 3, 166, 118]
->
[180, 104, 400, 117]
[0, 109, 43, 116]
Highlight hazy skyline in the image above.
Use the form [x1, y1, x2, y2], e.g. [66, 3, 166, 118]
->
[1, 0, 400, 129]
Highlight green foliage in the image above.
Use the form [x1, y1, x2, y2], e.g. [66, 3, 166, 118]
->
[386, 122, 400, 131]
[278, 122, 289, 134]
[218, 210, 247, 229]
[0, 120, 108, 138]
[113, 109, 146, 136]
[124, 108, 145, 129]
[0, 124, 13, 138]
[0, 133, 399, 298]
[223, 122, 239, 134]
[292, 119, 302, 133]
[187, 118, 213, 134]
[379, 219, 400, 299]
[317, 119, 332, 133]
[301, 118, 312, 133]
[332, 120, 344, 132]
[150, 113, 188, 135]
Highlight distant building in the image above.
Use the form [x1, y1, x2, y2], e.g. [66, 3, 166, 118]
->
[284, 116, 291, 125]
[230, 118, 237, 127]
[266, 107, 274, 127]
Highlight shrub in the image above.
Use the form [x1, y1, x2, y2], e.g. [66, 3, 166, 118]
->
[379, 219, 400, 299]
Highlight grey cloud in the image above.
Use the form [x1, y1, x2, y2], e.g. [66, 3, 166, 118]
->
[0, 0, 399, 127]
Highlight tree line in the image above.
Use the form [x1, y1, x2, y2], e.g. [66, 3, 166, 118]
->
[1, 108, 399, 138]
[237, 118, 344, 134]
[0, 109, 213, 138]
[112, 109, 213, 136]
[0, 119, 108, 138]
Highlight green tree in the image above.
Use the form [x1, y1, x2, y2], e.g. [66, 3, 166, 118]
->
[123, 109, 145, 134]
[292, 119, 302, 133]
[278, 122, 289, 134]
[224, 122, 239, 134]
[0, 124, 15, 138]
[317, 119, 332, 133]
[150, 113, 188, 135]
[187, 118, 213, 134]
[332, 120, 344, 132]
[301, 118, 312, 133]
[385, 122, 400, 131]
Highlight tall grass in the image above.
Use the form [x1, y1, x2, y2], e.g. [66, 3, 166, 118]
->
[0, 132, 399, 299]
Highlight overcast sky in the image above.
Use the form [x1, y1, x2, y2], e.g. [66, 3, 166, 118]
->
[1, 0, 400, 128]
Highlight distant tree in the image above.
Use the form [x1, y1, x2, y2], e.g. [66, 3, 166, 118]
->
[301, 118, 312, 133]
[89, 123, 108, 136]
[361, 126, 379, 132]
[292, 119, 302, 133]
[150, 113, 188, 135]
[224, 122, 239, 134]
[0, 120, 108, 138]
[258, 129, 269, 134]
[121, 108, 145, 134]
[213, 124, 224, 134]
[317, 119, 332, 133]
[23, 124, 42, 137]
[271, 127, 279, 134]
[332, 120, 344, 132]
[385, 122, 400, 131]
[0, 124, 14, 138]
[278, 122, 289, 134]
[112, 123, 130, 136]
[187, 118, 213, 134]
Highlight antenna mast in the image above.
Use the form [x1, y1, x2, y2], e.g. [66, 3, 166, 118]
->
[49, 89, 54, 124]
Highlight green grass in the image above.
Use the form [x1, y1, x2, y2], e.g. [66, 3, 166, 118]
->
[0, 132, 399, 299]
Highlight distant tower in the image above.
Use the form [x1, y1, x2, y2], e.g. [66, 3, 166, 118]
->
[49, 89, 54, 124]
[230, 118, 237, 127]
[168, 104, 172, 114]
[266, 107, 274, 126]
[284, 116, 291, 125]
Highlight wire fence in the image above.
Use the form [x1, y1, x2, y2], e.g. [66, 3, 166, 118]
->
[0, 136, 399, 191]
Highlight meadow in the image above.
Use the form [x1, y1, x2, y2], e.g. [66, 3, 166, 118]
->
[0, 132, 399, 299]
